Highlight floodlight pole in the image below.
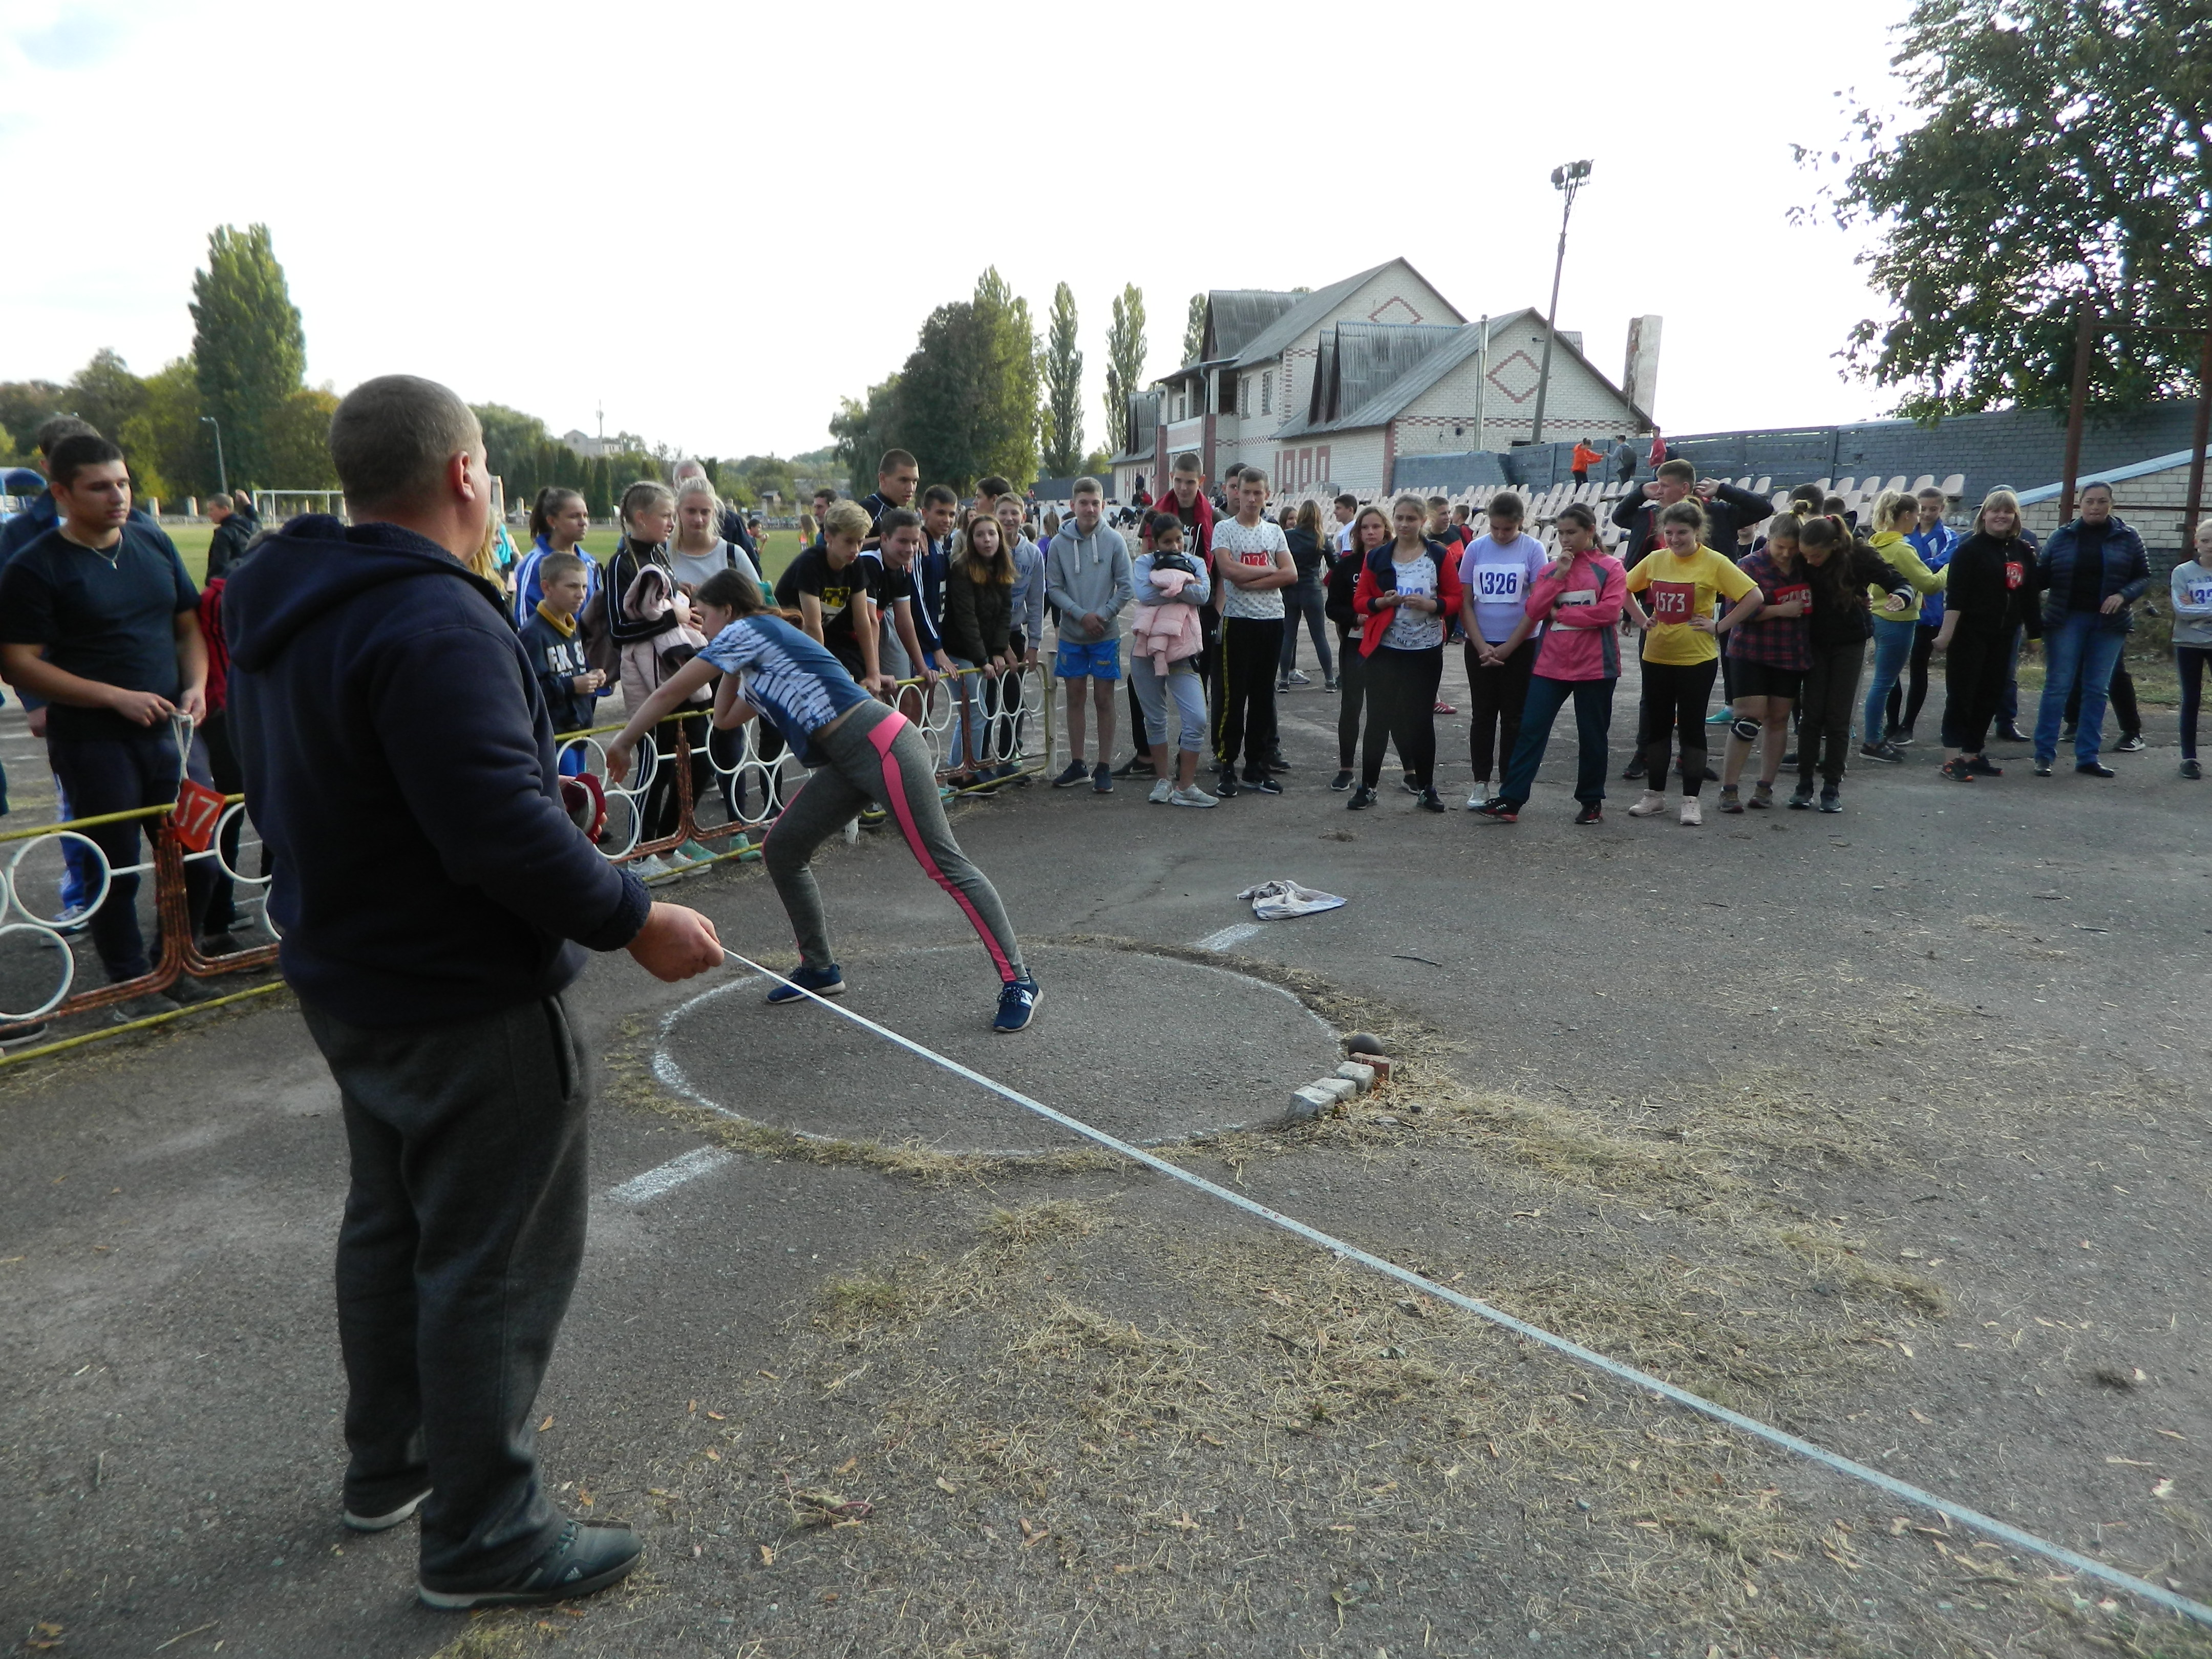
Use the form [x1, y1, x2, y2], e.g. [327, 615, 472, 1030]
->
[200, 416, 228, 500]
[1528, 159, 1592, 449]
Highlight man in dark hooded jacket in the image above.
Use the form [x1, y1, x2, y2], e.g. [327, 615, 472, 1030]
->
[224, 375, 723, 1612]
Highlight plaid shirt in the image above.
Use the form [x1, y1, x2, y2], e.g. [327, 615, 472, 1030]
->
[1725, 547, 1812, 671]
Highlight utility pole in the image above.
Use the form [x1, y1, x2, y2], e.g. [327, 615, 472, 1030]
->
[1474, 314, 1490, 453]
[1528, 159, 1592, 449]
[200, 415, 228, 499]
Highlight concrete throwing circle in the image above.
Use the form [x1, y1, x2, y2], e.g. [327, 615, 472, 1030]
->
[653, 942, 1337, 1157]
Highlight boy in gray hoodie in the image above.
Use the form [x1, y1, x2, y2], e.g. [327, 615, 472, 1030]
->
[1045, 477, 1135, 792]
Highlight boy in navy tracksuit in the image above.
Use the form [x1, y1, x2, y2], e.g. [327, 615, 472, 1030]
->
[517, 552, 606, 771]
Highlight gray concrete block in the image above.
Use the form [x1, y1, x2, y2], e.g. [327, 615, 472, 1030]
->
[1334, 1060, 1377, 1093]
[1282, 1083, 1343, 1124]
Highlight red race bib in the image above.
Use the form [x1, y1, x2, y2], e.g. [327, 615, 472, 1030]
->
[1647, 581, 1696, 623]
[1774, 581, 1810, 613]
[171, 777, 227, 853]
[2005, 560, 2025, 591]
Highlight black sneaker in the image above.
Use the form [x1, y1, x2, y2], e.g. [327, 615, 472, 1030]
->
[993, 975, 1041, 1032]
[1818, 788, 1843, 813]
[1329, 769, 1354, 791]
[1267, 751, 1293, 771]
[1997, 722, 2029, 742]
[2075, 761, 2115, 778]
[418, 1518, 641, 1610]
[1216, 772, 1240, 797]
[1113, 754, 1151, 777]
[1621, 757, 1646, 781]
[1786, 784, 1815, 810]
[1415, 786, 1447, 813]
[199, 931, 247, 957]
[1890, 727, 1916, 748]
[344, 1484, 432, 1533]
[1051, 761, 1091, 788]
[767, 963, 845, 1005]
[1940, 757, 1977, 783]
[1573, 802, 1602, 825]
[110, 992, 183, 1026]
[1780, 751, 1798, 768]
[1967, 753, 2003, 776]
[1348, 785, 1376, 810]
[164, 974, 228, 1007]
[1249, 776, 1284, 796]
[2184, 758, 2203, 780]
[1399, 773, 1422, 796]
[1092, 762, 1113, 793]
[1858, 740, 1904, 764]
[2114, 733, 2146, 753]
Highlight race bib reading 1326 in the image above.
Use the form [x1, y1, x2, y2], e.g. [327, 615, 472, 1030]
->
[1475, 565, 1524, 602]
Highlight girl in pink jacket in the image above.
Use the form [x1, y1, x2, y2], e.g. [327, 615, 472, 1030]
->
[1472, 504, 1627, 824]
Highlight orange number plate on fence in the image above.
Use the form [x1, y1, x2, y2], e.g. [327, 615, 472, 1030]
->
[171, 779, 227, 853]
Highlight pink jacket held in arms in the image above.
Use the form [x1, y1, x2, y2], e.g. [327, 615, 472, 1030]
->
[1525, 551, 1627, 681]
[1130, 568, 1205, 674]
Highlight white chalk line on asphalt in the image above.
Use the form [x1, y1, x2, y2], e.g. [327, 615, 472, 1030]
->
[605, 1146, 735, 1206]
[710, 945, 2212, 1631]
[1189, 921, 1263, 952]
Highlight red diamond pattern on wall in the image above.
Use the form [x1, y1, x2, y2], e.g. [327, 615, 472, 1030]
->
[1369, 296, 1423, 325]
[1486, 349, 1542, 404]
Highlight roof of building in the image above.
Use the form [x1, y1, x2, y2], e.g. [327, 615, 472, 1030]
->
[1107, 389, 1164, 466]
[1203, 291, 1302, 366]
[1275, 308, 1652, 440]
[2014, 443, 2212, 505]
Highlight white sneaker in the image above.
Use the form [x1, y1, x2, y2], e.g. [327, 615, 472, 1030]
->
[1679, 797, 1703, 827]
[1626, 790, 1668, 817]
[1148, 777, 1174, 804]
[1464, 785, 1490, 811]
[1169, 784, 1219, 808]
[1286, 670, 1311, 686]
[632, 854, 673, 879]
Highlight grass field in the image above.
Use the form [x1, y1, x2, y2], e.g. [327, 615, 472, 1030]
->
[161, 521, 804, 589]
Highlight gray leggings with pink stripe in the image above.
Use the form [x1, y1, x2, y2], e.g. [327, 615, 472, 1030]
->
[762, 701, 1025, 984]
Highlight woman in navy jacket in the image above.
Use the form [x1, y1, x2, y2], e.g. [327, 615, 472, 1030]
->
[2031, 482, 2148, 777]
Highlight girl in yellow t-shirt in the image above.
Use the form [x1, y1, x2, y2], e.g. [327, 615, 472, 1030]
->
[1622, 501, 1764, 826]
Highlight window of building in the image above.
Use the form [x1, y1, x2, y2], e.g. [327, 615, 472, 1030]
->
[1239, 376, 1250, 418]
[1261, 372, 1273, 415]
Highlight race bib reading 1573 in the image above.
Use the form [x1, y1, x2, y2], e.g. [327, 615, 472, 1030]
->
[1647, 581, 1696, 623]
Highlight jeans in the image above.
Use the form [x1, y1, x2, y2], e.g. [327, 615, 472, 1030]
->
[2034, 611, 2128, 765]
[2064, 655, 2139, 738]
[1798, 641, 1865, 790]
[1278, 581, 1334, 681]
[46, 727, 214, 982]
[1499, 675, 1617, 806]
[1638, 657, 1720, 796]
[1131, 657, 1207, 753]
[1463, 637, 1538, 784]
[1359, 645, 1441, 789]
[305, 992, 590, 1582]
[1861, 616, 1918, 743]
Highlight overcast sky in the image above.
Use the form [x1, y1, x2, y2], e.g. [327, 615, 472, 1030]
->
[1, 0, 1921, 463]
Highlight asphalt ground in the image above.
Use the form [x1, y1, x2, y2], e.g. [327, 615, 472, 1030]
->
[5, 643, 2211, 1659]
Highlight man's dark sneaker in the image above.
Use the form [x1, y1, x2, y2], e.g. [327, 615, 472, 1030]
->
[344, 1485, 432, 1534]
[1477, 799, 1519, 823]
[1818, 788, 1843, 813]
[1997, 722, 2030, 742]
[1400, 773, 1422, 796]
[1890, 726, 1916, 747]
[1786, 783, 1815, 810]
[1267, 751, 1293, 771]
[1415, 786, 1447, 813]
[767, 964, 845, 1005]
[1573, 802, 1603, 825]
[2184, 758, 2203, 780]
[1092, 762, 1113, 793]
[418, 1519, 641, 1610]
[2032, 759, 2053, 776]
[0, 1019, 51, 1047]
[1051, 761, 1090, 788]
[165, 974, 227, 1007]
[1967, 754, 2003, 776]
[199, 932, 247, 957]
[1471, 796, 1510, 818]
[1940, 758, 1977, 782]
[2114, 733, 2146, 753]
[2060, 722, 2077, 743]
[1113, 754, 1151, 777]
[993, 976, 1041, 1033]
[110, 992, 183, 1026]
[1330, 769, 1354, 791]
[1859, 740, 1903, 764]
[1621, 757, 1646, 781]
[1323, 678, 1339, 692]
[1347, 785, 1376, 810]
[1247, 775, 1284, 795]
[2076, 761, 2115, 778]
[1780, 751, 1798, 768]
[1216, 772, 1241, 798]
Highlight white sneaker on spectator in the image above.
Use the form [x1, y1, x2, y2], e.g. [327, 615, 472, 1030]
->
[633, 855, 673, 879]
[1464, 785, 1489, 811]
[1627, 790, 1668, 817]
[1285, 670, 1311, 685]
[1169, 784, 1219, 808]
[1679, 798, 1703, 827]
[1147, 778, 1173, 804]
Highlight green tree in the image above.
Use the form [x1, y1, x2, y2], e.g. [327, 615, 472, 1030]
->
[119, 358, 211, 501]
[889, 269, 1040, 494]
[265, 387, 342, 489]
[66, 349, 149, 439]
[0, 380, 70, 456]
[1079, 448, 1113, 480]
[472, 403, 552, 485]
[1102, 284, 1147, 458]
[190, 224, 307, 485]
[831, 375, 903, 496]
[1807, 0, 2212, 417]
[1040, 283, 1084, 476]
[1182, 292, 1206, 364]
[585, 456, 613, 520]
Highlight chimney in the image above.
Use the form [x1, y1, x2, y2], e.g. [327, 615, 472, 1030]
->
[1623, 316, 1662, 424]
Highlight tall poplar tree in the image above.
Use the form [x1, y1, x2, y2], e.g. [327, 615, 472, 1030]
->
[1041, 283, 1084, 476]
[190, 224, 307, 487]
[1101, 284, 1147, 458]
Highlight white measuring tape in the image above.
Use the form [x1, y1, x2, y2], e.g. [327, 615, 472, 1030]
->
[716, 948, 2211, 1628]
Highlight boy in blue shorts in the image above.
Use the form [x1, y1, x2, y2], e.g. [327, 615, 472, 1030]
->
[1045, 477, 1133, 793]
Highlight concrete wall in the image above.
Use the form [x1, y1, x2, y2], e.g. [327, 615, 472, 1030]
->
[2019, 451, 2209, 576]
